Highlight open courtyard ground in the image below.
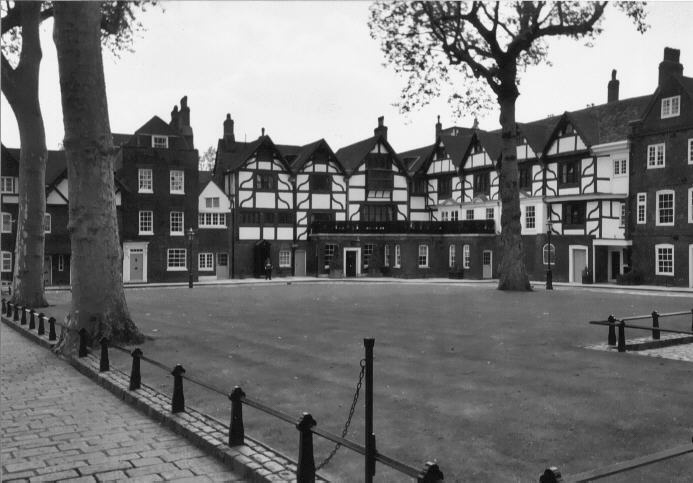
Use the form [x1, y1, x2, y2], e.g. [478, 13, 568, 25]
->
[43, 282, 692, 482]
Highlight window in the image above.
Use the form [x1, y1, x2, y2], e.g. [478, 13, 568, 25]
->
[438, 176, 452, 199]
[170, 170, 185, 194]
[558, 160, 580, 186]
[238, 211, 261, 225]
[441, 211, 449, 221]
[58, 255, 65, 272]
[689, 188, 693, 223]
[362, 204, 394, 222]
[254, 172, 276, 191]
[279, 250, 291, 268]
[205, 197, 220, 208]
[43, 214, 51, 234]
[521, 205, 535, 230]
[647, 144, 665, 168]
[138, 211, 153, 235]
[656, 190, 674, 226]
[138, 169, 153, 193]
[310, 174, 331, 192]
[620, 203, 626, 228]
[485, 208, 494, 220]
[689, 139, 693, 164]
[463, 245, 470, 269]
[451, 211, 459, 221]
[412, 178, 427, 195]
[655, 244, 674, 275]
[1, 212, 12, 233]
[563, 202, 585, 226]
[466, 209, 474, 220]
[449, 244, 456, 268]
[198, 253, 214, 271]
[660, 95, 681, 119]
[394, 244, 401, 268]
[543, 244, 556, 266]
[1, 176, 16, 194]
[637, 193, 647, 224]
[167, 248, 187, 271]
[518, 165, 531, 190]
[613, 159, 627, 176]
[418, 245, 429, 268]
[152, 135, 168, 149]
[170, 211, 184, 235]
[199, 213, 227, 228]
[1, 251, 11, 272]
[384, 245, 390, 267]
[363, 244, 374, 269]
[324, 244, 336, 270]
[473, 172, 490, 196]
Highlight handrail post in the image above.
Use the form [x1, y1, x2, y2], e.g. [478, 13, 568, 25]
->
[296, 412, 317, 483]
[418, 461, 444, 482]
[651, 311, 660, 340]
[617, 320, 626, 353]
[171, 364, 186, 413]
[539, 467, 563, 482]
[99, 337, 110, 372]
[20, 306, 26, 325]
[364, 337, 376, 482]
[607, 315, 616, 346]
[38, 313, 45, 336]
[29, 309, 36, 330]
[78, 328, 88, 357]
[228, 386, 246, 446]
[48, 317, 56, 341]
[129, 348, 142, 390]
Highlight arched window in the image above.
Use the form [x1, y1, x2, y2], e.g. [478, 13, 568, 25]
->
[543, 244, 556, 265]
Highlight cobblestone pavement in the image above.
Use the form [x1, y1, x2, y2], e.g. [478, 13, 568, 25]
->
[1, 324, 248, 482]
[585, 333, 693, 362]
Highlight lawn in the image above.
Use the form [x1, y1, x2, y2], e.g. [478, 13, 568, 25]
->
[44, 283, 693, 482]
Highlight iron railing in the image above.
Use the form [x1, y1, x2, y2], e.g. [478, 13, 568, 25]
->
[310, 220, 495, 235]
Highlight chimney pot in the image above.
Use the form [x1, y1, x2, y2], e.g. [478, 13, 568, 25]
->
[374, 116, 388, 139]
[223, 114, 235, 144]
[261, 127, 265, 137]
[608, 69, 620, 103]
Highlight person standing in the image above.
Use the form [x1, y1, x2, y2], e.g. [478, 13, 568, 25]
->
[264, 257, 273, 280]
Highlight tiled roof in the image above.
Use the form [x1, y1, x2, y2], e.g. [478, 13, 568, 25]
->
[45, 150, 67, 186]
[335, 135, 380, 175]
[215, 136, 291, 174]
[476, 130, 503, 161]
[198, 170, 212, 191]
[285, 139, 346, 174]
[517, 117, 559, 154]
[134, 116, 179, 137]
[399, 144, 434, 176]
[440, 134, 475, 168]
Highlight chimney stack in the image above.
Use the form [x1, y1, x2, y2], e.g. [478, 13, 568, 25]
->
[608, 69, 620, 103]
[173, 96, 193, 147]
[170, 105, 179, 128]
[261, 127, 265, 137]
[435, 115, 442, 138]
[374, 116, 388, 140]
[658, 47, 683, 87]
[223, 114, 235, 145]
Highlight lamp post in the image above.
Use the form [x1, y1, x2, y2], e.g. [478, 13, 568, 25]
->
[546, 220, 553, 290]
[187, 227, 195, 289]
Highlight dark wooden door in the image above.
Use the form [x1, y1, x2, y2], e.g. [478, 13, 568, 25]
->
[346, 251, 357, 277]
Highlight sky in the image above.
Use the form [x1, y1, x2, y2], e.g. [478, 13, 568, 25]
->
[2, 1, 693, 156]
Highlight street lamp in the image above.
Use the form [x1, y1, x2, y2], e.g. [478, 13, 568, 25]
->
[546, 220, 553, 290]
[187, 227, 196, 289]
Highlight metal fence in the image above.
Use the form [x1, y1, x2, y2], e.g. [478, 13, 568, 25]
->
[2, 298, 444, 483]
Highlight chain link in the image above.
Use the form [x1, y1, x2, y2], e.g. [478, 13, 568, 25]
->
[316, 358, 366, 471]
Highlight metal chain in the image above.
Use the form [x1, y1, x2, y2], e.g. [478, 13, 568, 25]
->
[316, 358, 366, 471]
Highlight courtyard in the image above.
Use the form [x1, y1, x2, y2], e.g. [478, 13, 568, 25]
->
[44, 282, 693, 481]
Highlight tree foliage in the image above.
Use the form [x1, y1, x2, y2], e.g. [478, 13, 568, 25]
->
[199, 146, 217, 172]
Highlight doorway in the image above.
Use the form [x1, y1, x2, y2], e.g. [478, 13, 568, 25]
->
[129, 249, 144, 282]
[294, 250, 306, 277]
[216, 253, 228, 279]
[346, 251, 357, 277]
[482, 250, 492, 279]
[570, 246, 588, 283]
[608, 250, 621, 282]
[254, 240, 271, 278]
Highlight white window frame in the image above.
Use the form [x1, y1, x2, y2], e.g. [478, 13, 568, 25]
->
[688, 187, 693, 224]
[655, 244, 674, 276]
[167, 248, 187, 271]
[43, 213, 51, 234]
[394, 244, 401, 268]
[1, 212, 12, 233]
[138, 168, 153, 193]
[637, 193, 647, 224]
[656, 190, 675, 226]
[525, 205, 536, 230]
[1, 176, 16, 194]
[466, 209, 474, 220]
[418, 244, 429, 268]
[279, 250, 291, 268]
[138, 210, 153, 235]
[152, 135, 169, 149]
[647, 143, 665, 169]
[58, 255, 65, 272]
[485, 208, 494, 220]
[613, 159, 627, 177]
[170, 211, 184, 236]
[660, 95, 681, 119]
[170, 170, 185, 194]
[449, 244, 456, 268]
[198, 212, 227, 228]
[619, 203, 626, 228]
[384, 245, 390, 267]
[198, 252, 214, 271]
[543, 244, 556, 266]
[205, 197, 220, 208]
[451, 210, 459, 221]
[689, 139, 693, 165]
[1, 251, 12, 272]
[463, 245, 470, 269]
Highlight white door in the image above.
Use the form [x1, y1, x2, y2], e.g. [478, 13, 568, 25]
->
[572, 248, 587, 283]
[130, 249, 144, 282]
[294, 250, 306, 277]
[482, 250, 492, 279]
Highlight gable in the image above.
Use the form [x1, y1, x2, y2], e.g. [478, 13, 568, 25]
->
[545, 117, 588, 156]
[198, 181, 230, 212]
[638, 76, 693, 129]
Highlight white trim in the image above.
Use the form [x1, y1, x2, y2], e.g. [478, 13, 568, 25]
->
[463, 244, 470, 269]
[278, 249, 291, 268]
[170, 211, 184, 236]
[122, 241, 149, 283]
[166, 248, 188, 272]
[169, 169, 185, 194]
[138, 168, 153, 193]
[418, 244, 429, 268]
[689, 187, 693, 223]
[138, 210, 153, 235]
[592, 239, 633, 247]
[1, 212, 12, 233]
[152, 135, 169, 149]
[43, 213, 51, 234]
[343, 247, 361, 277]
[394, 244, 401, 268]
[660, 95, 681, 119]
[1, 251, 12, 272]
[590, 139, 628, 155]
[655, 190, 675, 226]
[655, 243, 674, 276]
[198, 252, 214, 271]
[647, 143, 665, 169]
[568, 245, 589, 283]
[636, 193, 647, 224]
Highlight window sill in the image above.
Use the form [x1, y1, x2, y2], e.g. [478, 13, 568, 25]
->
[170, 232, 184, 236]
[198, 268, 214, 272]
[655, 272, 674, 276]
[138, 190, 153, 194]
[655, 222, 674, 227]
[646, 165, 665, 169]
[138, 232, 154, 236]
[169, 191, 185, 195]
[198, 225, 227, 229]
[166, 267, 187, 272]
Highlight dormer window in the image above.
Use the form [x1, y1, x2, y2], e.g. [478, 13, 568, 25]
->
[661, 96, 680, 119]
[152, 135, 169, 149]
[1, 176, 16, 194]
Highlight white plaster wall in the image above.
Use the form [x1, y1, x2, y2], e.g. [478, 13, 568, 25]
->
[277, 192, 293, 209]
[333, 193, 346, 209]
[393, 189, 408, 202]
[238, 190, 254, 208]
[312, 194, 330, 209]
[239, 227, 260, 240]
[256, 192, 275, 209]
[277, 227, 293, 240]
[410, 197, 426, 210]
[349, 188, 365, 202]
[262, 226, 276, 240]
[394, 175, 407, 189]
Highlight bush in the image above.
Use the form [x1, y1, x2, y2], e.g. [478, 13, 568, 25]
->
[617, 270, 642, 285]
[581, 267, 593, 284]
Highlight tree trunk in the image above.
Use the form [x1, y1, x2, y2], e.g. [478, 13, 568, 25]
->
[2, 2, 48, 308]
[53, 2, 143, 354]
[496, 82, 531, 291]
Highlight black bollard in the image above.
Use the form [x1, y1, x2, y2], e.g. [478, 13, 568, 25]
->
[99, 338, 110, 372]
[6, 301, 12, 317]
[617, 320, 626, 353]
[1, 298, 5, 314]
[652, 311, 660, 340]
[38, 313, 45, 336]
[78, 328, 88, 357]
[418, 462, 444, 483]
[539, 467, 563, 483]
[296, 412, 317, 483]
[129, 348, 142, 391]
[228, 386, 246, 446]
[171, 364, 186, 413]
[20, 306, 26, 325]
[607, 315, 616, 346]
[48, 317, 56, 341]
[13, 304, 19, 322]
[29, 309, 36, 330]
